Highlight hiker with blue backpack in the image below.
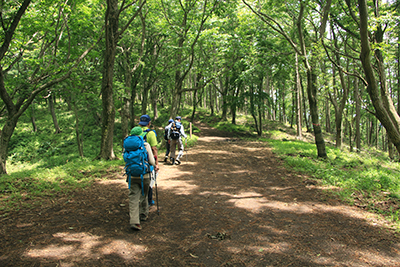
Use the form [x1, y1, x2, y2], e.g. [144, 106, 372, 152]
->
[168, 116, 187, 165]
[123, 126, 156, 231]
[137, 114, 159, 206]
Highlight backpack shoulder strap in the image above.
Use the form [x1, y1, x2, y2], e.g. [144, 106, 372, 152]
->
[143, 129, 157, 142]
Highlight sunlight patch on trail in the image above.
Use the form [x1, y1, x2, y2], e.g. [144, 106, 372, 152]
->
[199, 136, 229, 142]
[215, 191, 382, 224]
[246, 242, 292, 254]
[24, 232, 145, 261]
[160, 173, 198, 195]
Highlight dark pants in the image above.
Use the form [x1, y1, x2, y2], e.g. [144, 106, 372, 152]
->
[165, 141, 170, 157]
[148, 187, 153, 204]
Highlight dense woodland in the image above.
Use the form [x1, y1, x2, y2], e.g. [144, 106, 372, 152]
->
[1, 0, 400, 176]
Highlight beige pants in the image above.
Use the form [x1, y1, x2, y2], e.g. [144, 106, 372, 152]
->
[128, 177, 150, 225]
[170, 138, 184, 160]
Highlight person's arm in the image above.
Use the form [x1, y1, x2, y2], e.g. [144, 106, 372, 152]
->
[151, 146, 159, 171]
[145, 143, 156, 166]
[180, 125, 187, 139]
[147, 131, 159, 171]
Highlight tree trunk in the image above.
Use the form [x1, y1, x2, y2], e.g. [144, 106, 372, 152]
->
[281, 81, 287, 124]
[325, 98, 331, 133]
[295, 53, 302, 138]
[152, 85, 158, 120]
[358, 0, 400, 155]
[121, 48, 132, 141]
[231, 85, 240, 125]
[73, 103, 84, 158]
[130, 67, 141, 129]
[30, 103, 37, 132]
[220, 77, 228, 121]
[348, 118, 353, 152]
[97, 0, 118, 160]
[0, 117, 18, 175]
[48, 93, 61, 134]
[306, 66, 327, 158]
[300, 76, 311, 132]
[355, 76, 361, 152]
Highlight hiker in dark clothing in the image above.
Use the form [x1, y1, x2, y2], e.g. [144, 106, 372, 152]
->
[164, 119, 174, 163]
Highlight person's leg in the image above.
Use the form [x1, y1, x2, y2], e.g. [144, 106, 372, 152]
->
[170, 140, 177, 164]
[139, 178, 151, 220]
[129, 183, 141, 226]
[176, 139, 184, 163]
[164, 142, 170, 162]
[148, 186, 154, 205]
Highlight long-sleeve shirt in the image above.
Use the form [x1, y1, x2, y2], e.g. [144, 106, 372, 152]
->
[168, 121, 187, 140]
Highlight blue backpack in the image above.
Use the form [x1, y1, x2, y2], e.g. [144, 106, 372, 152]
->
[123, 135, 152, 195]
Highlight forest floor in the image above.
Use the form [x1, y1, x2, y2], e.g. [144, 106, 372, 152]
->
[1, 120, 400, 266]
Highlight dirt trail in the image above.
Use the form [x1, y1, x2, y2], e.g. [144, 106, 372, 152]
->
[1, 122, 399, 266]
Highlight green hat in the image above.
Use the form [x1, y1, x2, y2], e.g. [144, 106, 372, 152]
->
[130, 126, 143, 136]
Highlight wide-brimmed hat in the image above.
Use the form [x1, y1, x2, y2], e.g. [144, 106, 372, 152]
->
[139, 114, 151, 126]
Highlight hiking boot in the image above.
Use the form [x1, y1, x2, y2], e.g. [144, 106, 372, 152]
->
[164, 156, 168, 162]
[140, 214, 148, 221]
[175, 159, 181, 165]
[131, 224, 142, 230]
[171, 158, 175, 165]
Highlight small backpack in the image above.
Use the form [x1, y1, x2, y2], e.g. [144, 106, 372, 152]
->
[123, 135, 152, 195]
[164, 125, 171, 140]
[169, 122, 181, 140]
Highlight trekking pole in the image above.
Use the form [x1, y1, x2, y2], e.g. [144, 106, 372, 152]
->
[185, 139, 188, 163]
[155, 171, 160, 215]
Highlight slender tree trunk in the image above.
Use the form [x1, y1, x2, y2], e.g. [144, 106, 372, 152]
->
[152, 85, 158, 120]
[398, 25, 400, 116]
[348, 118, 353, 152]
[281, 81, 287, 124]
[48, 94, 61, 134]
[209, 81, 214, 116]
[72, 103, 84, 157]
[30, 103, 37, 132]
[220, 77, 228, 121]
[355, 76, 361, 152]
[295, 54, 302, 138]
[300, 76, 311, 132]
[130, 67, 141, 129]
[191, 89, 198, 122]
[121, 48, 132, 140]
[231, 84, 240, 125]
[97, 0, 118, 160]
[325, 98, 331, 133]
